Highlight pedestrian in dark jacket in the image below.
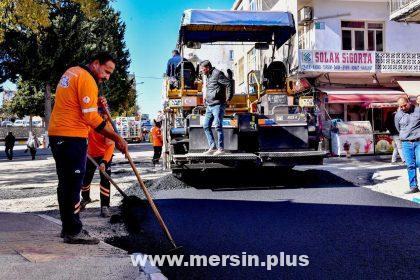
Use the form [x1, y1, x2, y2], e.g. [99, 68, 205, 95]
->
[5, 131, 15, 160]
[200, 60, 234, 155]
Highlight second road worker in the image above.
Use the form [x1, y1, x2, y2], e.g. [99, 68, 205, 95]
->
[80, 108, 115, 218]
[48, 52, 128, 245]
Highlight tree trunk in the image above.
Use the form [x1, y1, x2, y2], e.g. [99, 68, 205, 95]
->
[44, 83, 52, 129]
[29, 115, 33, 132]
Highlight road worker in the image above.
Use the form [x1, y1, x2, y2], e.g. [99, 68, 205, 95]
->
[80, 108, 115, 218]
[48, 52, 127, 245]
[150, 119, 163, 169]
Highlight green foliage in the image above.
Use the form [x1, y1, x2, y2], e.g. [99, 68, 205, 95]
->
[5, 79, 46, 118]
[0, 0, 136, 116]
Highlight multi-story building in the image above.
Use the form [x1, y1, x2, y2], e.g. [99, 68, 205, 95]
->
[390, 0, 420, 22]
[232, 0, 420, 135]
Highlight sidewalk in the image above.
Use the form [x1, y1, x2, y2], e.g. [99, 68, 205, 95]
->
[369, 164, 420, 203]
[0, 212, 142, 280]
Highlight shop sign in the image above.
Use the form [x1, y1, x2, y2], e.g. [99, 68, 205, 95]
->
[299, 50, 376, 72]
[299, 96, 314, 107]
[374, 134, 393, 154]
[168, 99, 182, 108]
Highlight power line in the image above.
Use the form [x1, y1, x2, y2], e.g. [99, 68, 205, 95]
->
[134, 76, 164, 80]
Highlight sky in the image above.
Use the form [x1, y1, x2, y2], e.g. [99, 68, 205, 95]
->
[1, 0, 233, 118]
[111, 0, 233, 118]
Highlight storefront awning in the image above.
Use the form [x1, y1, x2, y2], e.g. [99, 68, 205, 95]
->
[318, 87, 406, 104]
[368, 102, 398, 108]
[396, 79, 420, 97]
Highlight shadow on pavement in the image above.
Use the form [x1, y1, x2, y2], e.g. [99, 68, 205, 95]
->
[172, 168, 357, 191]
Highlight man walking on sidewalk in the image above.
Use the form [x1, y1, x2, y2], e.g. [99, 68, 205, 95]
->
[395, 96, 420, 194]
[4, 131, 15, 160]
[49, 52, 127, 244]
[80, 109, 115, 218]
[200, 60, 233, 155]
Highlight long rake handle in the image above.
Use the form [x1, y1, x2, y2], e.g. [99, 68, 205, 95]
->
[126, 152, 177, 248]
[87, 155, 128, 199]
[102, 104, 178, 248]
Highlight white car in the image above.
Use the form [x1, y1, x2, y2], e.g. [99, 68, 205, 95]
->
[1, 121, 13, 127]
[31, 120, 43, 127]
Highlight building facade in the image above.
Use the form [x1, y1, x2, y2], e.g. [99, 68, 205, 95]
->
[232, 0, 420, 141]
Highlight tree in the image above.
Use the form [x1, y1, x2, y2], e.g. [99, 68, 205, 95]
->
[0, 0, 99, 43]
[4, 79, 45, 118]
[0, 0, 136, 126]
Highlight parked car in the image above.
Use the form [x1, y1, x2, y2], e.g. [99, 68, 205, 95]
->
[13, 120, 25, 127]
[31, 120, 43, 127]
[1, 120, 13, 127]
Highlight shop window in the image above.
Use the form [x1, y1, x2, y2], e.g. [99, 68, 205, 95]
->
[347, 105, 367, 122]
[328, 104, 344, 120]
[341, 21, 384, 51]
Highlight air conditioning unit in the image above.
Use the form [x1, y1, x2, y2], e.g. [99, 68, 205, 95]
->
[298, 6, 313, 25]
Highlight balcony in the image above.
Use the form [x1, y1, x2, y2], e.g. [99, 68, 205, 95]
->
[298, 50, 420, 74]
[389, 0, 420, 22]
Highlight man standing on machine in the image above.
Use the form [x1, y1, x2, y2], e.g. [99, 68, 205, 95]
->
[199, 60, 234, 155]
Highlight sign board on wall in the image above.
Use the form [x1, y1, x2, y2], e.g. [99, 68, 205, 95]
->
[299, 50, 376, 72]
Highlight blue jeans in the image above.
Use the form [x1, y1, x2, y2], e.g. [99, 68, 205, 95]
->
[401, 141, 420, 189]
[203, 104, 225, 150]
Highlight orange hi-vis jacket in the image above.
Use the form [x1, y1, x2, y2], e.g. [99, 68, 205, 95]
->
[48, 66, 105, 138]
[151, 126, 163, 147]
[88, 123, 115, 163]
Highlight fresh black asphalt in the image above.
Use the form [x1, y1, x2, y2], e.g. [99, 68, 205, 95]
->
[112, 169, 420, 280]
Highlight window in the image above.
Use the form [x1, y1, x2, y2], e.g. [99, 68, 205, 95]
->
[229, 50, 234, 61]
[341, 21, 384, 51]
[298, 24, 313, 49]
[247, 47, 256, 72]
[367, 23, 383, 51]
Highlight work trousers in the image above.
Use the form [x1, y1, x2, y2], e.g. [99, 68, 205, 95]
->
[82, 156, 112, 207]
[50, 136, 87, 235]
[5, 146, 13, 160]
[152, 146, 162, 164]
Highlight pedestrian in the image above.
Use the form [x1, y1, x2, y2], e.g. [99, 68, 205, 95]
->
[416, 95, 420, 106]
[80, 109, 114, 218]
[151, 119, 163, 169]
[48, 52, 128, 244]
[200, 60, 234, 155]
[4, 131, 15, 160]
[27, 132, 40, 160]
[386, 110, 405, 164]
[395, 96, 420, 194]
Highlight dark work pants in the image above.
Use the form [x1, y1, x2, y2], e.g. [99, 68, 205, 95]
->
[152, 146, 162, 164]
[5, 146, 13, 160]
[82, 156, 112, 207]
[29, 147, 36, 160]
[50, 136, 87, 236]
